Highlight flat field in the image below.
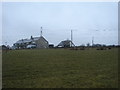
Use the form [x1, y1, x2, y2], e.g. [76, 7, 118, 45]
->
[2, 48, 118, 88]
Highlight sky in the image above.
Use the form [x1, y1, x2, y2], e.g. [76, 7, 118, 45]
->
[1, 2, 118, 46]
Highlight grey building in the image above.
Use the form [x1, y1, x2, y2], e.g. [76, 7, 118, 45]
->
[35, 36, 49, 48]
[57, 40, 75, 48]
[13, 35, 49, 49]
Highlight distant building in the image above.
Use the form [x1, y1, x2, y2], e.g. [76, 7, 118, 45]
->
[13, 36, 49, 49]
[35, 36, 49, 48]
[13, 27, 49, 49]
[57, 40, 75, 48]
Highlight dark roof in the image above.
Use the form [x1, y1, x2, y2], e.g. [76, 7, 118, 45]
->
[14, 36, 48, 44]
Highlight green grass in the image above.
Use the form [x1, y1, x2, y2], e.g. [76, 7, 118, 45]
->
[2, 48, 118, 88]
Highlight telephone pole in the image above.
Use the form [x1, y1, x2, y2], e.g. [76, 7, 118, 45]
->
[71, 30, 73, 42]
[40, 27, 43, 37]
[92, 36, 94, 47]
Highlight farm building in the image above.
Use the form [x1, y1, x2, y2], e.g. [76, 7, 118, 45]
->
[57, 40, 75, 48]
[13, 35, 49, 49]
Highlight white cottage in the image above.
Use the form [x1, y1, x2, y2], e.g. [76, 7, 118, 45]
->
[13, 35, 49, 49]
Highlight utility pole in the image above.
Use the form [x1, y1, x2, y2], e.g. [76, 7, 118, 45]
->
[70, 29, 77, 47]
[71, 30, 73, 47]
[71, 30, 73, 42]
[92, 36, 94, 47]
[40, 27, 43, 37]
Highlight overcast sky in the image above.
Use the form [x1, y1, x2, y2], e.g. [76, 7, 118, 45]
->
[2, 2, 118, 46]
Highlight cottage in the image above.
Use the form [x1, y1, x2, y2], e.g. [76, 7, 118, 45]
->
[57, 39, 75, 48]
[13, 33, 49, 49]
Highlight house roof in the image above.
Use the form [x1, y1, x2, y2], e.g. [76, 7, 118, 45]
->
[15, 36, 48, 44]
[57, 40, 71, 46]
[33, 37, 39, 41]
[15, 39, 32, 44]
[57, 40, 75, 47]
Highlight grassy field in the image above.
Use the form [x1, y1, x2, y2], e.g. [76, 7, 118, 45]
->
[2, 48, 118, 88]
